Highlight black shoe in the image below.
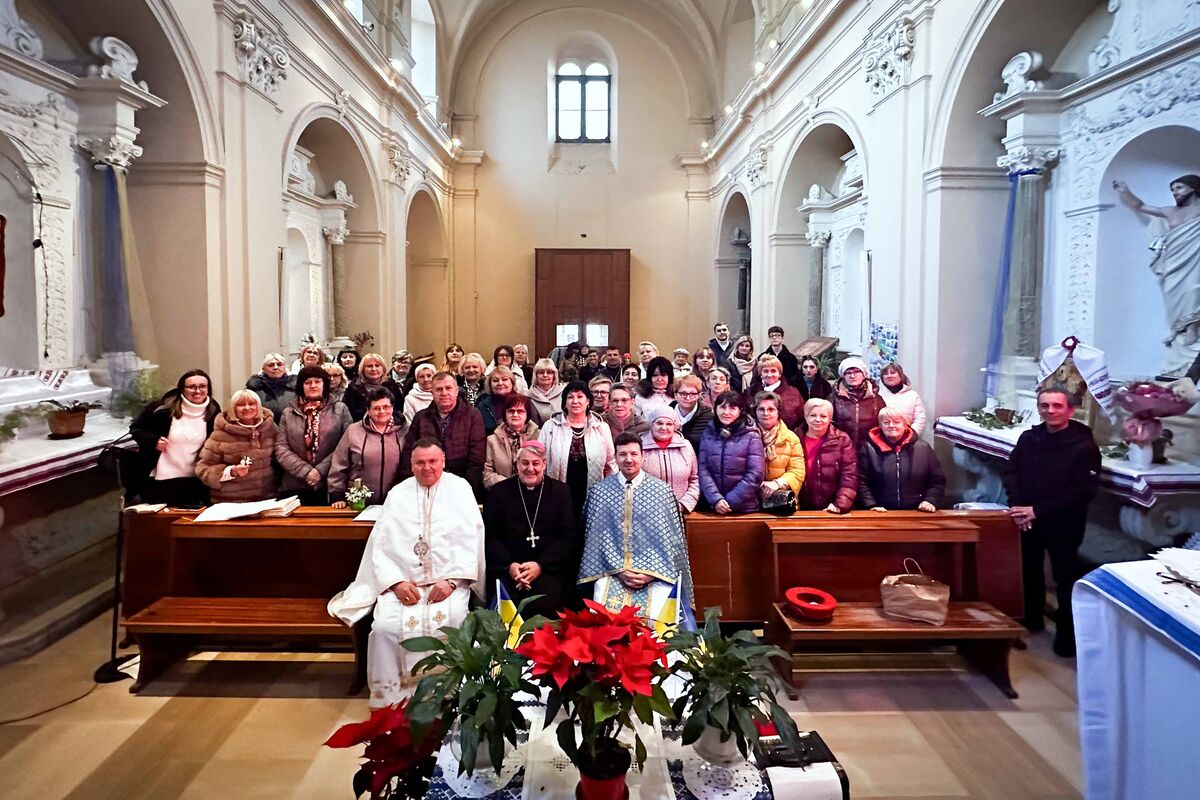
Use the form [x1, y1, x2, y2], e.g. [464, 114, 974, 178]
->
[1052, 639, 1076, 658]
[1022, 619, 1045, 633]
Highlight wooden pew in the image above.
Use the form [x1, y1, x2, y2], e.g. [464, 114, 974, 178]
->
[683, 510, 1022, 623]
[123, 509, 370, 693]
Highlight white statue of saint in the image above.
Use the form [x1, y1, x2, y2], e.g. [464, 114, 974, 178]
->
[1113, 176, 1200, 376]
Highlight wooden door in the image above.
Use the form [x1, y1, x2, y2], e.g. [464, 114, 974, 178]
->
[534, 249, 630, 357]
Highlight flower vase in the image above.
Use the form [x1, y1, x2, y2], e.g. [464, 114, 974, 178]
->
[575, 737, 631, 800]
[1127, 441, 1153, 470]
[693, 726, 745, 766]
[348, 499, 366, 512]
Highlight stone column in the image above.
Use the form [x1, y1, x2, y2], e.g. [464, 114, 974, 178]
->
[323, 225, 350, 337]
[996, 146, 1058, 359]
[805, 229, 831, 337]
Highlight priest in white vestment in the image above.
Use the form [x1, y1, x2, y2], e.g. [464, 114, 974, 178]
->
[328, 437, 484, 706]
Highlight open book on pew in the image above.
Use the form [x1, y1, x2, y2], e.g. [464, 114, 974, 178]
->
[193, 496, 301, 522]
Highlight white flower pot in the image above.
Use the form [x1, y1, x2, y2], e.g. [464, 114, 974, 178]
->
[1128, 441, 1153, 470]
[693, 725, 745, 766]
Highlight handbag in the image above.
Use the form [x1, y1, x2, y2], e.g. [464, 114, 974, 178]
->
[760, 487, 796, 516]
[880, 558, 949, 626]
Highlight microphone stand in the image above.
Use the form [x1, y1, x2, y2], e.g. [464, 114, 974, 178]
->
[94, 444, 134, 683]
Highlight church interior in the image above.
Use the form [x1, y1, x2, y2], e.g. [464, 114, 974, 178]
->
[1, 0, 1199, 797]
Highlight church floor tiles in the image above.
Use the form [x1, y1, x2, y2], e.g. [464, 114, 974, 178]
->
[0, 616, 1081, 799]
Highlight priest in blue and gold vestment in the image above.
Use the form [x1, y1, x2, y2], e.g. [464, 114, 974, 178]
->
[578, 431, 694, 625]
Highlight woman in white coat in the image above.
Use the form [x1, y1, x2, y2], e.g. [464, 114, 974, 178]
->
[877, 362, 927, 436]
[538, 380, 616, 519]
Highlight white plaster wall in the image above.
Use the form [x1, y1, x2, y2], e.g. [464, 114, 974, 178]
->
[465, 9, 695, 354]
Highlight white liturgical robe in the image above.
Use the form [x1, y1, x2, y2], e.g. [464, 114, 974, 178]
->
[328, 472, 485, 706]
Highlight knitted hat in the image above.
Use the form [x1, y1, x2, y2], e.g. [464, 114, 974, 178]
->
[644, 406, 677, 427]
[838, 356, 869, 378]
[413, 362, 437, 377]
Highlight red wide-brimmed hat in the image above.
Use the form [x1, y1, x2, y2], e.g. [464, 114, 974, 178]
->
[784, 586, 837, 622]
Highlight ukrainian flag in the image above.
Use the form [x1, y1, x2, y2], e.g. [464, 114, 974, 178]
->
[652, 576, 682, 640]
[494, 580, 524, 648]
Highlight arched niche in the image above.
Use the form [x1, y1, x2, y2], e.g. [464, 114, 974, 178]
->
[1097, 125, 1200, 379]
[411, 0, 438, 102]
[282, 113, 384, 349]
[716, 190, 751, 335]
[405, 187, 448, 358]
[721, 0, 755, 107]
[0, 133, 38, 367]
[774, 120, 864, 347]
[283, 227, 317, 351]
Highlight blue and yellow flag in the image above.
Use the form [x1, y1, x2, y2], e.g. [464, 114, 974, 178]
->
[494, 580, 524, 648]
[652, 575, 682, 640]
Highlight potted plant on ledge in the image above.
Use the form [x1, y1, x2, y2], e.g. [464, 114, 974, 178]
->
[667, 606, 801, 765]
[516, 599, 674, 800]
[42, 400, 104, 438]
[403, 601, 547, 781]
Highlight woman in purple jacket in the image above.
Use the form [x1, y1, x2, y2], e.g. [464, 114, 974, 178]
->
[698, 391, 765, 515]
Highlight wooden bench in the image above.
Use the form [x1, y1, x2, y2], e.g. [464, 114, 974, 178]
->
[125, 596, 369, 694]
[767, 601, 1025, 698]
[122, 510, 371, 693]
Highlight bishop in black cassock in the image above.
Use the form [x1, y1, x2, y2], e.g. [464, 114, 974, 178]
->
[483, 468, 577, 619]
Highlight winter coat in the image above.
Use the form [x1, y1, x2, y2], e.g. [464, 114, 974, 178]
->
[274, 400, 352, 493]
[697, 419, 765, 514]
[745, 381, 804, 430]
[708, 337, 737, 369]
[640, 431, 701, 512]
[195, 409, 278, 502]
[342, 378, 404, 423]
[878, 383, 928, 436]
[401, 398, 487, 494]
[476, 393, 542, 437]
[1001, 420, 1101, 527]
[327, 418, 409, 504]
[797, 426, 857, 512]
[761, 421, 806, 495]
[673, 401, 713, 455]
[797, 374, 834, 403]
[857, 428, 946, 510]
[831, 379, 887, 450]
[528, 382, 566, 420]
[538, 413, 616, 489]
[758, 346, 801, 385]
[483, 420, 541, 489]
[602, 409, 649, 439]
[129, 392, 222, 487]
[246, 374, 295, 423]
[403, 386, 432, 424]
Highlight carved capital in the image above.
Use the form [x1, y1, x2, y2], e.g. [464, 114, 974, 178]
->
[997, 146, 1060, 173]
[233, 12, 289, 97]
[78, 134, 142, 168]
[0, 0, 43, 60]
[87, 36, 148, 90]
[994, 51, 1044, 103]
[385, 136, 413, 186]
[744, 148, 768, 187]
[863, 16, 915, 100]
[323, 225, 350, 246]
[805, 229, 831, 249]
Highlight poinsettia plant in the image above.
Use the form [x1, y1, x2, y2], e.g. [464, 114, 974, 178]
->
[323, 701, 442, 799]
[515, 600, 674, 774]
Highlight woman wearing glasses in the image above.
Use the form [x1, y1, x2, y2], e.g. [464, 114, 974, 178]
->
[129, 370, 222, 506]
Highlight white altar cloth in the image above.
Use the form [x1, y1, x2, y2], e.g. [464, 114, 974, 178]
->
[1074, 560, 1200, 800]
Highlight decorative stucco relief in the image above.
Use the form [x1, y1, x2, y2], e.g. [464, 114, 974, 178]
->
[863, 16, 915, 100]
[385, 135, 412, 186]
[1065, 214, 1097, 340]
[744, 148, 768, 187]
[35, 205, 71, 366]
[87, 36, 146, 89]
[233, 11, 290, 98]
[0, 0, 43, 60]
[994, 51, 1044, 103]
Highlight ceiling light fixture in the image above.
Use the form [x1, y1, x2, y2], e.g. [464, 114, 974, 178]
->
[451, 137, 462, 148]
[768, 39, 779, 51]
[724, 104, 734, 114]
[700, 140, 710, 149]
[753, 60, 766, 75]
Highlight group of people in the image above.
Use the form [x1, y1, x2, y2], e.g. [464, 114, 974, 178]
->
[129, 319, 1100, 685]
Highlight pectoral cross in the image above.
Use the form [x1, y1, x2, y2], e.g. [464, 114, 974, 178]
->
[526, 529, 539, 548]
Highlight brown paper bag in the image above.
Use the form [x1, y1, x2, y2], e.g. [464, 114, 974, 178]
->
[880, 559, 949, 626]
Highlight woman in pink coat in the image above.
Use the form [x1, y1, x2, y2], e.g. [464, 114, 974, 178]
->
[639, 408, 700, 512]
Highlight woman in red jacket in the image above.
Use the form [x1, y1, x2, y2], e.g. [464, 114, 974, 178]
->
[797, 398, 857, 513]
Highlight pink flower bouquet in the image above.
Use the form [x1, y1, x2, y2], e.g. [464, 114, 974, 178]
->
[1115, 382, 1197, 445]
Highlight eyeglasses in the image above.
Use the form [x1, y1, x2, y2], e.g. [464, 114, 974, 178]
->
[183, 383, 207, 392]
[676, 390, 699, 398]
[610, 397, 631, 405]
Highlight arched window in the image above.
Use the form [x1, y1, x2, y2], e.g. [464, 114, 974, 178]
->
[555, 61, 610, 143]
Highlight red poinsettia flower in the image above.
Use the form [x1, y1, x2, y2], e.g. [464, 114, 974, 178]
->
[324, 703, 410, 748]
[516, 623, 590, 688]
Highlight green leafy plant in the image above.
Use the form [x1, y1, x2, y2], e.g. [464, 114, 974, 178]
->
[402, 600, 548, 777]
[0, 405, 46, 448]
[963, 407, 1027, 430]
[666, 606, 801, 760]
[42, 399, 103, 414]
[109, 371, 162, 418]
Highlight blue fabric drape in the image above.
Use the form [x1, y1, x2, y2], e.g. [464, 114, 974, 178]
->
[99, 167, 134, 352]
[983, 169, 1040, 398]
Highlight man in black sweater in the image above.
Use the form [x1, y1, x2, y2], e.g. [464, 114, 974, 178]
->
[1002, 387, 1101, 657]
